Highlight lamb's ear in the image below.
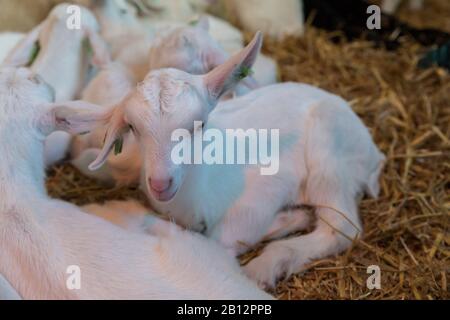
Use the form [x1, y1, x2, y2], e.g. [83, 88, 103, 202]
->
[49, 101, 112, 135]
[205, 51, 260, 93]
[203, 32, 262, 102]
[2, 23, 43, 67]
[84, 27, 111, 68]
[88, 108, 129, 171]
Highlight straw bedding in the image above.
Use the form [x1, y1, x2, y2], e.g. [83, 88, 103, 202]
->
[45, 1, 449, 299]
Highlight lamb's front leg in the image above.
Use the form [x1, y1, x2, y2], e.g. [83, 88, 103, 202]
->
[208, 204, 277, 257]
[244, 192, 361, 289]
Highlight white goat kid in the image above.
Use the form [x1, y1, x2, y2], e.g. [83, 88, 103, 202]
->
[71, 61, 140, 186]
[85, 0, 156, 81]
[2, 3, 109, 167]
[71, 20, 274, 186]
[84, 0, 248, 81]
[136, 0, 305, 40]
[147, 17, 276, 92]
[74, 33, 385, 288]
[0, 67, 272, 299]
[210, 0, 305, 40]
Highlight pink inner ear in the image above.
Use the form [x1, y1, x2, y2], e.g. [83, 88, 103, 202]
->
[52, 101, 112, 134]
[204, 32, 263, 100]
[88, 110, 127, 171]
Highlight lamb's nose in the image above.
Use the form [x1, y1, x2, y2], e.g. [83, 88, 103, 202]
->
[149, 178, 172, 192]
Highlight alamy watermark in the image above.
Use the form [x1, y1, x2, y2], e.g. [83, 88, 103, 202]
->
[66, 5, 82, 30]
[366, 265, 381, 289]
[171, 121, 280, 176]
[367, 5, 382, 30]
[66, 265, 81, 290]
[65, 264, 381, 291]
[66, 3, 383, 32]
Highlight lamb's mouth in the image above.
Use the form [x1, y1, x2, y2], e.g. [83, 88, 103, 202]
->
[149, 185, 178, 202]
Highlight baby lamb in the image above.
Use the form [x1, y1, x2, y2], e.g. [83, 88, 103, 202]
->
[71, 19, 275, 186]
[2, 3, 110, 167]
[0, 67, 271, 299]
[75, 32, 385, 288]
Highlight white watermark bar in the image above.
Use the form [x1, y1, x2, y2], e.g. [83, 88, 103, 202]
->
[171, 121, 280, 176]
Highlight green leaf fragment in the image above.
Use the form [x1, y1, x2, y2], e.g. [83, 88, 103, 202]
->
[237, 66, 254, 80]
[83, 38, 93, 56]
[114, 137, 124, 156]
[27, 42, 40, 66]
[189, 18, 199, 26]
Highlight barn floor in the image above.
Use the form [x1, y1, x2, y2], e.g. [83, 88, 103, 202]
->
[46, 1, 449, 299]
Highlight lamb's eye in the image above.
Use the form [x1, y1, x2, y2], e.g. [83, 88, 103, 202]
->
[128, 124, 135, 132]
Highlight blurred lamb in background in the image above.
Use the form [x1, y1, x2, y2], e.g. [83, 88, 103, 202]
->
[70, 18, 277, 187]
[2, 3, 109, 167]
[381, 0, 424, 14]
[0, 0, 447, 50]
[208, 0, 305, 40]
[78, 1, 278, 81]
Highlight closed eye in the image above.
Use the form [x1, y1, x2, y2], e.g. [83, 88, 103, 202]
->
[128, 124, 137, 135]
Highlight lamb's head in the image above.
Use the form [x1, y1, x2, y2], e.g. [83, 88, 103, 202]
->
[149, 17, 258, 98]
[0, 67, 113, 142]
[83, 32, 262, 202]
[149, 17, 228, 75]
[2, 3, 109, 75]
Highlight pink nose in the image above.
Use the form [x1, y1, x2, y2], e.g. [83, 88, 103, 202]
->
[149, 178, 172, 192]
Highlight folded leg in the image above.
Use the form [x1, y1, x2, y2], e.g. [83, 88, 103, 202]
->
[244, 189, 361, 288]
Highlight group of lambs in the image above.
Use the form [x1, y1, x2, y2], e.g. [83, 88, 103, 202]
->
[0, 1, 385, 300]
